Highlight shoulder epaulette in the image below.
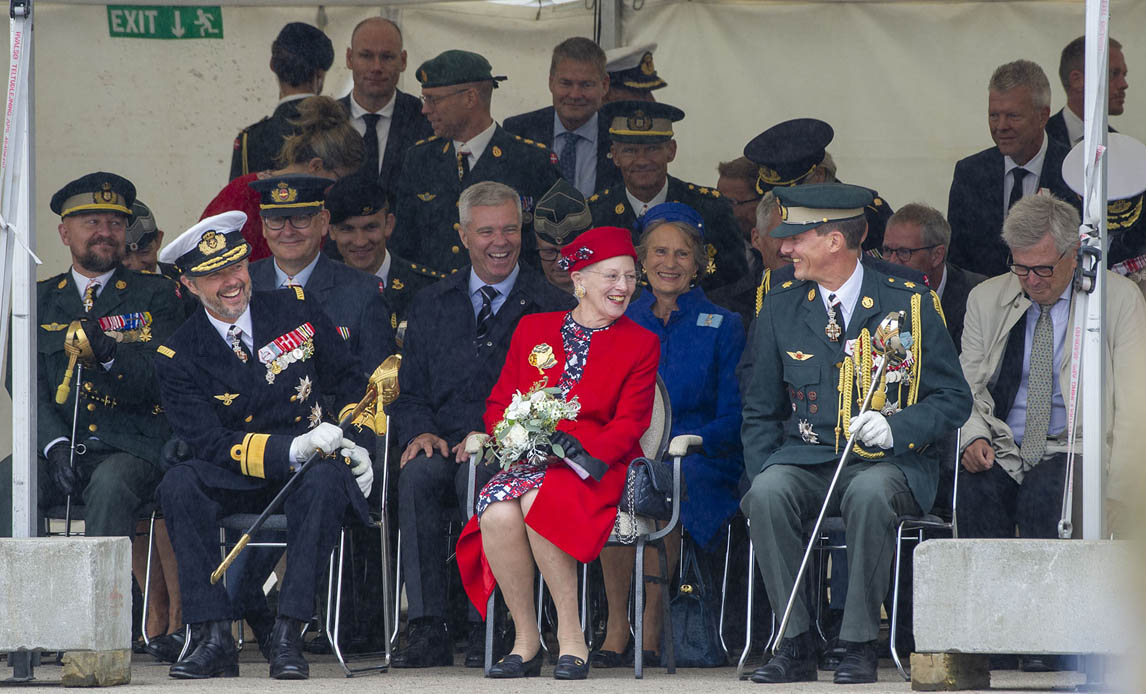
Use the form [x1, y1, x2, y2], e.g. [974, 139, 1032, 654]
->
[157, 345, 175, 359]
[40, 272, 68, 286]
[413, 135, 440, 147]
[588, 189, 608, 203]
[768, 276, 801, 294]
[293, 286, 305, 301]
[883, 275, 928, 293]
[685, 182, 721, 199]
[408, 262, 443, 279]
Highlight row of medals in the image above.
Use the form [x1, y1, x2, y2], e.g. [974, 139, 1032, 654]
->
[265, 340, 315, 384]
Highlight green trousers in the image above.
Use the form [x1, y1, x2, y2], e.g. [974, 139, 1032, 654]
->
[0, 445, 160, 537]
[741, 460, 920, 643]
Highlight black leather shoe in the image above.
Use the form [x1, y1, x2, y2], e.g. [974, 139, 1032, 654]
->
[553, 654, 589, 680]
[833, 640, 879, 684]
[589, 638, 633, 668]
[169, 621, 238, 679]
[392, 618, 452, 668]
[818, 637, 846, 671]
[750, 632, 817, 684]
[488, 650, 543, 678]
[268, 617, 309, 680]
[146, 631, 194, 664]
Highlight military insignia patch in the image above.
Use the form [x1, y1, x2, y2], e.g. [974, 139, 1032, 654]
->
[40, 323, 68, 332]
[214, 393, 239, 406]
[57, 278, 67, 289]
[293, 286, 305, 301]
[271, 182, 298, 203]
[781, 281, 793, 289]
[390, 314, 398, 329]
[157, 345, 175, 358]
[97, 181, 115, 203]
[697, 313, 723, 328]
[391, 278, 404, 291]
[861, 296, 874, 309]
[615, 202, 625, 215]
[492, 145, 502, 158]
[337, 326, 351, 340]
[115, 280, 127, 290]
[627, 110, 652, 132]
[786, 351, 814, 361]
[699, 187, 709, 195]
[416, 193, 437, 202]
[807, 289, 816, 301]
[903, 281, 916, 289]
[198, 230, 224, 256]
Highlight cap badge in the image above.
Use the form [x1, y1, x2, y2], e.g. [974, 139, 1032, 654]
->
[528, 343, 558, 375]
[639, 51, 656, 76]
[96, 181, 116, 204]
[627, 110, 652, 132]
[418, 68, 428, 82]
[778, 203, 789, 221]
[492, 145, 503, 158]
[198, 230, 225, 256]
[759, 165, 782, 185]
[361, 205, 375, 216]
[272, 182, 298, 203]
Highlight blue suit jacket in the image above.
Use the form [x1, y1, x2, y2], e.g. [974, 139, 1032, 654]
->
[249, 253, 395, 378]
[502, 106, 621, 195]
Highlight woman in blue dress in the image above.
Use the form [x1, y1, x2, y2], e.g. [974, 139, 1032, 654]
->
[592, 202, 746, 667]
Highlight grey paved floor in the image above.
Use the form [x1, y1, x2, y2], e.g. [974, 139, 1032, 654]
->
[1, 652, 1102, 692]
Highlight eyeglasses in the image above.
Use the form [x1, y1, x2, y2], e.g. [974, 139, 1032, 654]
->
[725, 195, 763, 207]
[880, 244, 938, 262]
[263, 214, 317, 231]
[538, 248, 561, 262]
[581, 269, 638, 285]
[1008, 248, 1069, 278]
[419, 87, 472, 107]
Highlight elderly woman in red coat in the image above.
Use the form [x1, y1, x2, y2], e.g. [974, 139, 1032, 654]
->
[455, 227, 659, 680]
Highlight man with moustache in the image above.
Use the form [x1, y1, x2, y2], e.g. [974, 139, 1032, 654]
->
[325, 174, 441, 328]
[339, 17, 432, 191]
[503, 37, 620, 197]
[154, 211, 377, 680]
[389, 181, 573, 668]
[0, 173, 183, 537]
[1046, 36, 1128, 146]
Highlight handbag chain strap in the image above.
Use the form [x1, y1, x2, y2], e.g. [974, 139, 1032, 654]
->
[616, 462, 640, 545]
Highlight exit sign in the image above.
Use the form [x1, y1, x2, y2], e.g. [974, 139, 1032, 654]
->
[107, 6, 223, 39]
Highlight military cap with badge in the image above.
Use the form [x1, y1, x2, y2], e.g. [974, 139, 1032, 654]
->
[125, 201, 159, 253]
[50, 171, 135, 218]
[158, 210, 251, 277]
[249, 173, 330, 219]
[1062, 132, 1146, 274]
[534, 178, 593, 247]
[604, 43, 667, 93]
[415, 49, 507, 89]
[600, 100, 685, 144]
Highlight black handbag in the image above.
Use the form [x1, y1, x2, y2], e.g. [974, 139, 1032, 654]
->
[615, 457, 673, 544]
[668, 541, 727, 667]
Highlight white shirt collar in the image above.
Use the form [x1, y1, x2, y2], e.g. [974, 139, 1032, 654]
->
[273, 253, 321, 289]
[818, 260, 864, 325]
[1004, 133, 1048, 177]
[553, 111, 598, 145]
[278, 93, 314, 107]
[374, 250, 392, 285]
[454, 121, 498, 166]
[935, 264, 949, 299]
[71, 267, 116, 301]
[1062, 106, 1085, 145]
[205, 305, 254, 352]
[626, 179, 670, 217]
[348, 91, 397, 120]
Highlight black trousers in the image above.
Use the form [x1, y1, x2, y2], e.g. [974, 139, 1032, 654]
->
[158, 461, 353, 624]
[957, 453, 1069, 539]
[397, 452, 495, 621]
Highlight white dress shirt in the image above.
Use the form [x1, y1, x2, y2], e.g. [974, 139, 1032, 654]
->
[272, 254, 320, 289]
[1002, 135, 1048, 218]
[1062, 106, 1085, 146]
[205, 305, 255, 354]
[626, 180, 670, 219]
[373, 251, 393, 286]
[454, 121, 498, 170]
[818, 261, 864, 327]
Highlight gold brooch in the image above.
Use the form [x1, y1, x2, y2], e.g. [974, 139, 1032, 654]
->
[528, 343, 558, 375]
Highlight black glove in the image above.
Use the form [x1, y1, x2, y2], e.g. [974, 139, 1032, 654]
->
[550, 431, 608, 481]
[46, 442, 79, 496]
[78, 317, 117, 363]
[160, 438, 192, 473]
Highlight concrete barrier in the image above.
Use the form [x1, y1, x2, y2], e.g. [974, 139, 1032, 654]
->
[0, 537, 131, 652]
[914, 539, 1131, 655]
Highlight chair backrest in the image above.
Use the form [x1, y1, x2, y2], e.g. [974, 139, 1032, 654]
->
[638, 375, 672, 461]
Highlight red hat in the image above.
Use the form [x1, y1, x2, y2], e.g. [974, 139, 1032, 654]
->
[557, 226, 638, 274]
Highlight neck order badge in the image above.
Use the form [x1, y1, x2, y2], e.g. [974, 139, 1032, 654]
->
[107, 6, 223, 40]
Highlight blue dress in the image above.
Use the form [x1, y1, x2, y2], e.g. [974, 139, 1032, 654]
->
[626, 287, 745, 548]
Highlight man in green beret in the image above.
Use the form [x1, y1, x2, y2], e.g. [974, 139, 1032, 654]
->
[390, 49, 563, 277]
[0, 173, 184, 540]
[740, 183, 970, 685]
[587, 99, 748, 295]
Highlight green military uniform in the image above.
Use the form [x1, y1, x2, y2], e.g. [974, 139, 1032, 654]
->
[383, 253, 441, 330]
[587, 175, 747, 293]
[739, 184, 970, 648]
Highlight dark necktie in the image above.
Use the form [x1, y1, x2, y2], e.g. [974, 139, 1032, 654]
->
[1020, 304, 1054, 466]
[227, 325, 250, 364]
[82, 280, 100, 313]
[1008, 168, 1029, 210]
[559, 132, 579, 184]
[362, 113, 381, 178]
[457, 147, 471, 181]
[475, 285, 500, 342]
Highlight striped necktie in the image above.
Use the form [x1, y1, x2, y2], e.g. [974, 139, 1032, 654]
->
[475, 285, 500, 342]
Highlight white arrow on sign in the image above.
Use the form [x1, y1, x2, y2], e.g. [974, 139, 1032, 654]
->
[172, 9, 185, 37]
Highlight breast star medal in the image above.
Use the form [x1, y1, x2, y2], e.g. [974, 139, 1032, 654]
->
[291, 375, 312, 403]
[528, 343, 558, 377]
[308, 403, 323, 429]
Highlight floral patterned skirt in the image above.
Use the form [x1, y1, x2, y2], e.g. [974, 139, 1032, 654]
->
[475, 461, 547, 518]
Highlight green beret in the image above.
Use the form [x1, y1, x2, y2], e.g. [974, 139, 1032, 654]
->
[416, 50, 506, 89]
[771, 183, 874, 238]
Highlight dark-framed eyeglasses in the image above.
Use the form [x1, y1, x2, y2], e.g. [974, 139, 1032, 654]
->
[419, 87, 472, 107]
[1008, 248, 1069, 278]
[537, 248, 561, 262]
[263, 214, 317, 231]
[725, 195, 763, 207]
[880, 244, 938, 262]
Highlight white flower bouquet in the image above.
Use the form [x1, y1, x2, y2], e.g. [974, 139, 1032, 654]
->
[483, 383, 581, 471]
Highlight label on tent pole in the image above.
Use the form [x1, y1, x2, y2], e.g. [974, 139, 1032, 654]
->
[107, 6, 223, 40]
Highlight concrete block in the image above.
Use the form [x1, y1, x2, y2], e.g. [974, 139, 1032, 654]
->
[61, 650, 131, 687]
[910, 653, 990, 691]
[0, 537, 131, 652]
[914, 539, 1130, 654]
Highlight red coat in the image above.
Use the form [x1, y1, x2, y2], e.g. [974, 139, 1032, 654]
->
[456, 311, 659, 617]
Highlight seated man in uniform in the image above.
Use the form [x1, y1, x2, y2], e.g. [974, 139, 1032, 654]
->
[389, 181, 573, 668]
[588, 100, 747, 294]
[0, 173, 183, 538]
[958, 195, 1146, 541]
[326, 173, 441, 329]
[154, 212, 376, 680]
[248, 173, 395, 376]
[533, 178, 593, 294]
[740, 184, 970, 685]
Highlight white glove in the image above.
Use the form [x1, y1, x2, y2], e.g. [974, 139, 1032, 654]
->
[289, 422, 345, 463]
[849, 411, 894, 449]
[342, 444, 373, 497]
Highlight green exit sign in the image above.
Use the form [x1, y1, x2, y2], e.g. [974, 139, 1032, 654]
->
[107, 6, 223, 39]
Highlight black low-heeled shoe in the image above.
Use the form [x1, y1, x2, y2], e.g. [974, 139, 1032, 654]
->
[589, 638, 633, 668]
[487, 650, 543, 679]
[553, 654, 589, 680]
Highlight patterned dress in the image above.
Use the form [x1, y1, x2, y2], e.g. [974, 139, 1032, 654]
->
[475, 312, 609, 517]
